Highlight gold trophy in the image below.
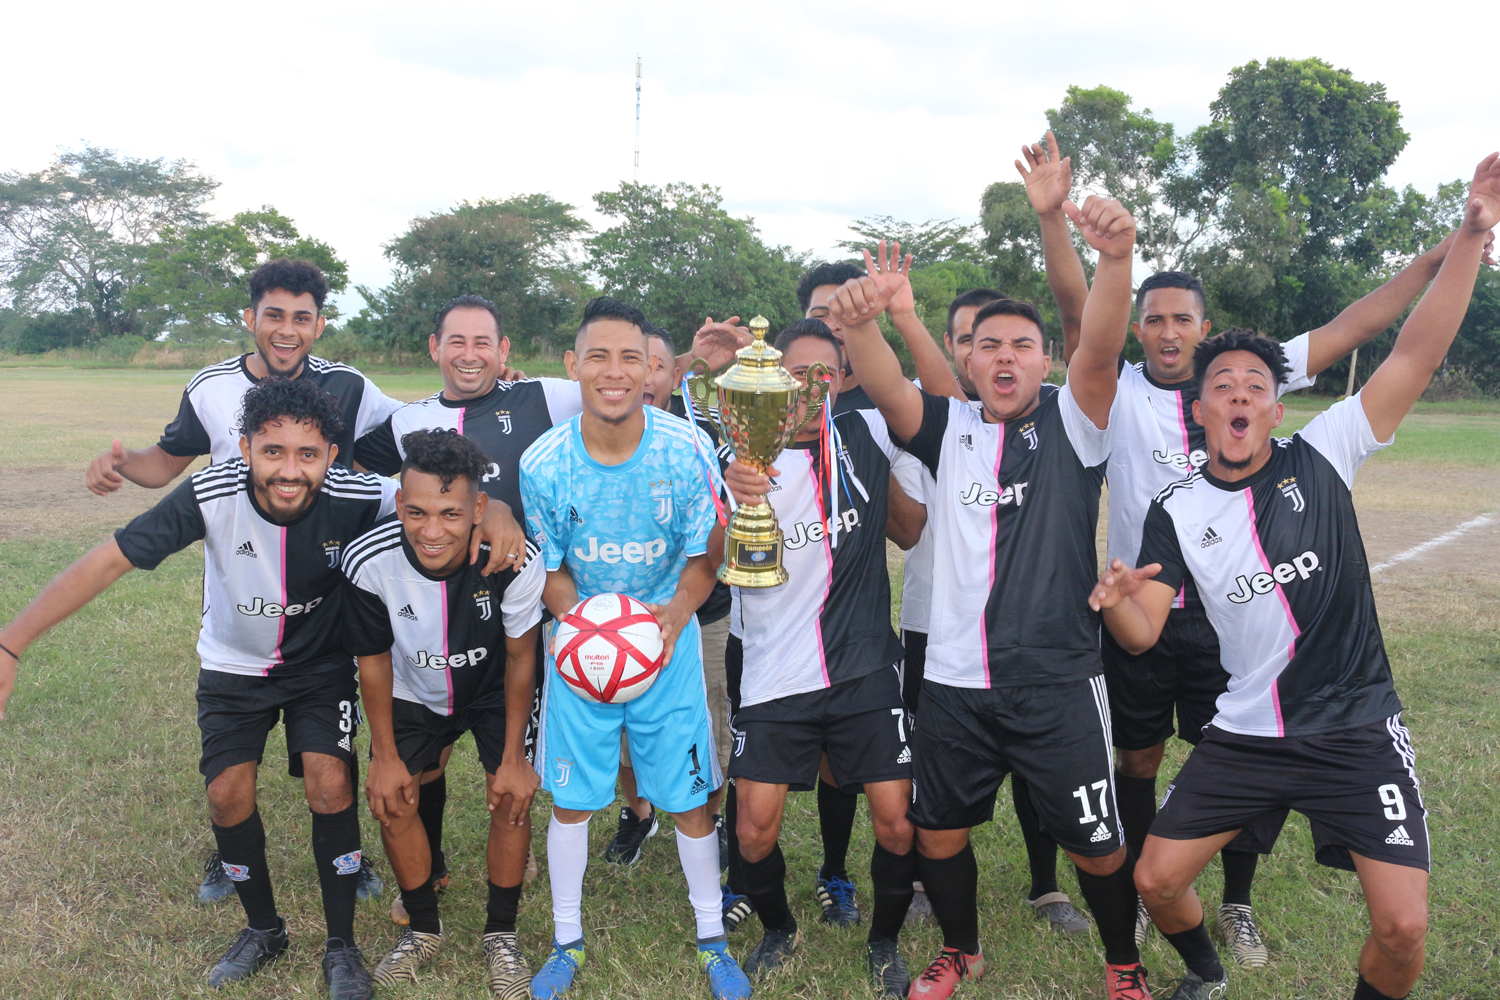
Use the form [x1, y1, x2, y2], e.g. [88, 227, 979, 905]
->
[686, 316, 830, 587]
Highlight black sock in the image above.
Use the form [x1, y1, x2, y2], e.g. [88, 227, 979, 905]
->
[817, 779, 857, 881]
[1115, 771, 1157, 860]
[725, 780, 747, 895]
[1220, 848, 1257, 907]
[868, 843, 918, 943]
[485, 881, 523, 935]
[1074, 854, 1140, 966]
[1010, 775, 1059, 899]
[212, 810, 279, 931]
[916, 844, 979, 955]
[418, 773, 448, 874]
[741, 843, 795, 933]
[310, 804, 361, 945]
[1161, 918, 1226, 982]
[400, 879, 441, 934]
[1352, 975, 1403, 1000]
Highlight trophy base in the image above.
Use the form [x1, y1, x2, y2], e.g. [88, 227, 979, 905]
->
[718, 504, 788, 588]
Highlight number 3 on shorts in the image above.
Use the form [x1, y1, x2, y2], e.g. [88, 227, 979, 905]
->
[338, 700, 354, 734]
[1378, 783, 1406, 822]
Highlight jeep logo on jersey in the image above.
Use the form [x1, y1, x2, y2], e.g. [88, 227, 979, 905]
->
[1279, 477, 1306, 512]
[406, 647, 488, 670]
[959, 481, 1029, 507]
[572, 536, 668, 565]
[496, 411, 512, 434]
[784, 508, 861, 549]
[1153, 448, 1208, 472]
[1227, 550, 1321, 604]
[237, 596, 323, 618]
[481, 462, 501, 484]
[1019, 421, 1038, 450]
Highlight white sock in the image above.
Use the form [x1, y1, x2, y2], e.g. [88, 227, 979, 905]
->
[676, 827, 725, 941]
[548, 812, 590, 945]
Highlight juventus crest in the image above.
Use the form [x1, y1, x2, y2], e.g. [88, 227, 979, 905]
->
[496, 411, 513, 434]
[474, 590, 493, 621]
[1279, 477, 1306, 512]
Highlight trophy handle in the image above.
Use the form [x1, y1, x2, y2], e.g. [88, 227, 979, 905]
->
[791, 362, 832, 436]
[684, 359, 721, 436]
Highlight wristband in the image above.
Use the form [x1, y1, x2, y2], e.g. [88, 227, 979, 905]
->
[0, 642, 19, 662]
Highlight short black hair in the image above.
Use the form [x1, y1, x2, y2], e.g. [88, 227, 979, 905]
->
[1192, 328, 1291, 391]
[249, 258, 329, 313]
[434, 294, 504, 340]
[774, 318, 843, 369]
[575, 296, 648, 347]
[1136, 271, 1206, 317]
[796, 262, 865, 313]
[238, 377, 345, 441]
[946, 288, 1007, 338]
[399, 428, 489, 493]
[643, 322, 676, 357]
[971, 297, 1045, 339]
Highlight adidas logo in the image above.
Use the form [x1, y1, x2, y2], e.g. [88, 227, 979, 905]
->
[236, 541, 257, 558]
[1200, 527, 1222, 549]
[338, 734, 352, 752]
[397, 604, 418, 621]
[568, 506, 584, 524]
[1089, 822, 1112, 844]
[896, 746, 912, 764]
[1385, 825, 1415, 846]
[690, 776, 708, 795]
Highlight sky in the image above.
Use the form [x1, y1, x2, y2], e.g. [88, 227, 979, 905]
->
[2, 0, 1492, 314]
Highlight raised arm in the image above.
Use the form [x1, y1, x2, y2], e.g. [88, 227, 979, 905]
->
[1062, 197, 1137, 427]
[1359, 152, 1500, 442]
[86, 441, 195, 495]
[827, 276, 927, 442]
[685, 317, 753, 373]
[1018, 131, 1089, 364]
[864, 241, 966, 401]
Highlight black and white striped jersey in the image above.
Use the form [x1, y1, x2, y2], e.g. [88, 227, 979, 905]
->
[341, 518, 546, 716]
[1136, 394, 1401, 737]
[354, 378, 583, 524]
[726, 409, 905, 708]
[900, 382, 1115, 689]
[1106, 334, 1315, 607]
[113, 461, 397, 676]
[157, 355, 402, 467]
[897, 383, 979, 634]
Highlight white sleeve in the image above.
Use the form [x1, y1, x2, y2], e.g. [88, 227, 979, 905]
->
[857, 409, 902, 463]
[377, 477, 399, 518]
[1278, 333, 1318, 395]
[890, 449, 932, 506]
[356, 377, 406, 436]
[1058, 379, 1118, 468]
[539, 378, 583, 422]
[501, 543, 547, 637]
[1296, 392, 1392, 488]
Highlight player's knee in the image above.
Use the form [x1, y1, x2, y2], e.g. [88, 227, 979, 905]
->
[736, 813, 779, 861]
[1371, 909, 1427, 962]
[1134, 857, 1186, 904]
[1117, 745, 1164, 779]
[871, 810, 915, 854]
[1072, 845, 1125, 878]
[304, 769, 354, 813]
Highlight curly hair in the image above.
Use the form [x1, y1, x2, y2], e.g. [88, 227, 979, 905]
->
[796, 262, 865, 313]
[399, 428, 489, 493]
[248, 258, 329, 312]
[1192, 328, 1291, 391]
[238, 378, 345, 441]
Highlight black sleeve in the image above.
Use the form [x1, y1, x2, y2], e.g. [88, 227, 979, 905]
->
[343, 578, 396, 657]
[353, 417, 403, 476]
[113, 477, 207, 570]
[157, 390, 211, 457]
[891, 391, 951, 478]
[1137, 500, 1187, 594]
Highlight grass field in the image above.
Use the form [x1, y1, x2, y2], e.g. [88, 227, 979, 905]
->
[0, 367, 1497, 999]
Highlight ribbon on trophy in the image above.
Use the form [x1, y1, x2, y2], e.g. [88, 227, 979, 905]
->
[682, 372, 732, 527]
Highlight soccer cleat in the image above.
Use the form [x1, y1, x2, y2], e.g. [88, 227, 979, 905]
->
[1161, 969, 1229, 999]
[906, 887, 935, 923]
[530, 939, 585, 999]
[814, 871, 860, 926]
[1027, 891, 1091, 936]
[714, 813, 728, 872]
[207, 918, 288, 986]
[390, 861, 451, 925]
[372, 924, 444, 985]
[199, 850, 235, 904]
[1134, 898, 1154, 946]
[742, 925, 798, 977]
[1105, 961, 1152, 1000]
[698, 940, 752, 1000]
[866, 938, 911, 998]
[1217, 902, 1270, 967]
[603, 806, 658, 866]
[484, 931, 533, 999]
[322, 940, 374, 1000]
[356, 855, 384, 902]
[721, 884, 754, 933]
[909, 946, 984, 999]
[524, 845, 539, 888]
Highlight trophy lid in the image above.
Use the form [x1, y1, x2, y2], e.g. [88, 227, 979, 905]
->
[715, 316, 800, 394]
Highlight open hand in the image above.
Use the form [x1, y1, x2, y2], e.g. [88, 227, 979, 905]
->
[366, 755, 418, 827]
[1016, 130, 1073, 217]
[473, 501, 527, 574]
[498, 364, 528, 381]
[862, 241, 915, 317]
[1064, 196, 1137, 260]
[1088, 559, 1162, 612]
[1465, 152, 1500, 236]
[828, 274, 897, 329]
[644, 599, 691, 666]
[694, 317, 753, 370]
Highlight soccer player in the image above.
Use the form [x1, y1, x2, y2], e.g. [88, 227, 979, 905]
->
[1091, 152, 1499, 1000]
[343, 429, 546, 996]
[0, 379, 397, 1000]
[717, 318, 919, 996]
[518, 296, 751, 1000]
[833, 197, 1154, 1000]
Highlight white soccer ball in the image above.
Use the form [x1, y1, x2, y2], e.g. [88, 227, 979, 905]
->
[552, 593, 665, 704]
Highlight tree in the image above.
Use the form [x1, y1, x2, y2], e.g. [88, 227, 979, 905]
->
[589, 183, 806, 337]
[837, 216, 977, 265]
[0, 146, 216, 338]
[975, 180, 1086, 345]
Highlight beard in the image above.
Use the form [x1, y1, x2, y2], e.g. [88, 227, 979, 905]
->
[257, 477, 316, 522]
[1215, 449, 1254, 471]
[256, 346, 305, 378]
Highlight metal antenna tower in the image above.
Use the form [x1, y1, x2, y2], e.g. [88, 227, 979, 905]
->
[633, 57, 642, 183]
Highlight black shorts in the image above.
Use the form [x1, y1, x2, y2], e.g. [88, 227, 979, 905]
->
[1102, 601, 1227, 750]
[729, 665, 910, 791]
[1151, 715, 1429, 872]
[392, 694, 510, 776]
[908, 676, 1124, 857]
[196, 666, 358, 784]
[901, 629, 927, 714]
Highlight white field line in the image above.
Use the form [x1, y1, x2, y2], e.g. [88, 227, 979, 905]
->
[1370, 513, 1496, 573]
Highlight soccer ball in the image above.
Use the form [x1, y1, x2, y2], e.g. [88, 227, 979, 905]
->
[552, 593, 665, 704]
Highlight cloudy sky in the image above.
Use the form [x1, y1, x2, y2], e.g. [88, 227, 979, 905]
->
[2, 0, 1492, 312]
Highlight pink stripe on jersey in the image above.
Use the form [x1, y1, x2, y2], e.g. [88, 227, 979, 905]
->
[981, 422, 1005, 688]
[455, 405, 465, 435]
[441, 580, 454, 715]
[1173, 392, 1193, 609]
[1243, 488, 1298, 736]
[807, 460, 833, 688]
[266, 526, 289, 676]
